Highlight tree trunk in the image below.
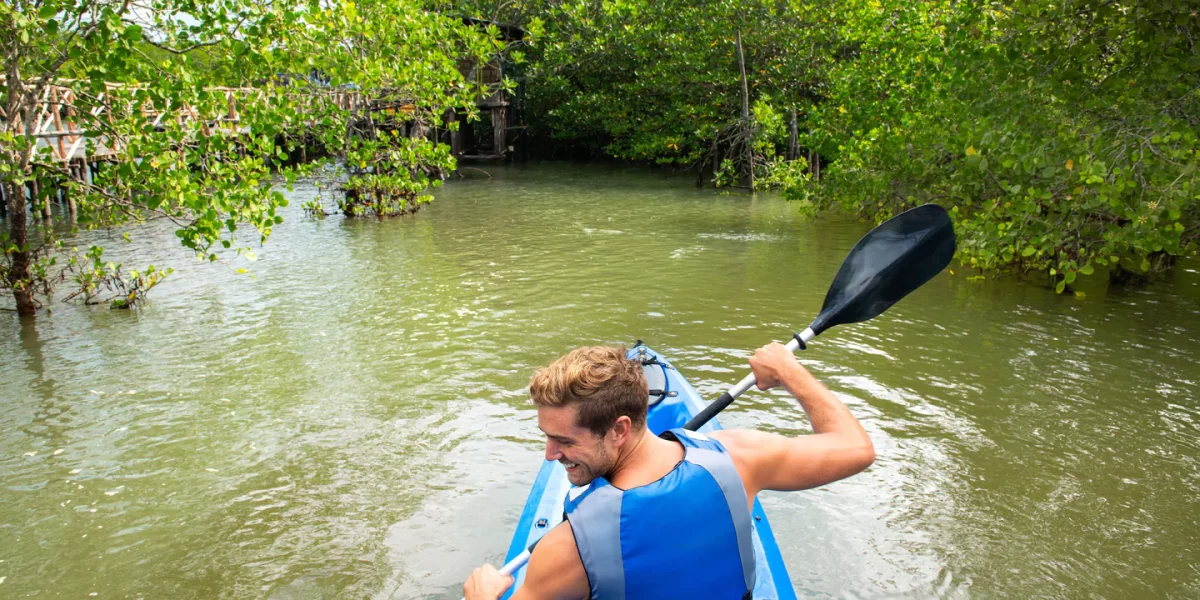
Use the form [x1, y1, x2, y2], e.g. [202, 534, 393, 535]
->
[788, 107, 798, 161]
[711, 130, 720, 183]
[736, 30, 753, 191]
[4, 179, 36, 318]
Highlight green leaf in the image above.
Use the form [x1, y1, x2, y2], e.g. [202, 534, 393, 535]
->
[1021, 246, 1037, 257]
[1055, 279, 1066, 294]
[1079, 264, 1095, 275]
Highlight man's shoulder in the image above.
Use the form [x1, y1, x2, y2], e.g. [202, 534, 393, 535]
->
[540, 519, 576, 551]
[529, 521, 582, 574]
[666, 427, 721, 449]
[520, 521, 589, 599]
[707, 429, 791, 497]
[707, 428, 757, 454]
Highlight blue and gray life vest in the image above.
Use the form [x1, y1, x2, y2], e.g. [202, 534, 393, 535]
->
[562, 428, 756, 600]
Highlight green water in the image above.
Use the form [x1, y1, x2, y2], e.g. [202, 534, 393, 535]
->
[2, 163, 1199, 599]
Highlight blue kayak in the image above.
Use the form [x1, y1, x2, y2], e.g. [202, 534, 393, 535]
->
[501, 344, 797, 599]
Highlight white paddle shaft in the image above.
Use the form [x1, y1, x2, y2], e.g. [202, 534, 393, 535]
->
[725, 328, 814, 400]
[461, 548, 530, 600]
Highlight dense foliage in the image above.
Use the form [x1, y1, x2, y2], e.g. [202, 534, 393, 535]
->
[1, 0, 502, 316]
[499, 0, 832, 182]
[280, 1, 504, 218]
[804, 1, 1199, 291]
[483, 0, 1198, 290]
[5, 0, 1196, 318]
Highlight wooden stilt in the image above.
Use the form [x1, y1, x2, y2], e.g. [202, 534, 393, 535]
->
[492, 107, 507, 157]
[67, 160, 79, 218]
[40, 181, 52, 220]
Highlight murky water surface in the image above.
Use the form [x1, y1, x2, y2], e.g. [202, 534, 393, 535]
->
[2, 163, 1199, 598]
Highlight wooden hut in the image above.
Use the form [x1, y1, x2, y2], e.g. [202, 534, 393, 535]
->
[451, 18, 526, 161]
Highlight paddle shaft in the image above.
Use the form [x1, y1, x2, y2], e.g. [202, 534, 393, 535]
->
[683, 327, 815, 431]
[460, 545, 535, 600]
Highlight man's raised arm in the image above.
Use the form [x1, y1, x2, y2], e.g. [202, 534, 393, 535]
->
[712, 342, 875, 496]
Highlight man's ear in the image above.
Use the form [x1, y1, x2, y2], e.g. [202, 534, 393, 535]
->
[611, 416, 633, 445]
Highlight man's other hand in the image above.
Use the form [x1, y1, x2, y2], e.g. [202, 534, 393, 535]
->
[464, 563, 514, 600]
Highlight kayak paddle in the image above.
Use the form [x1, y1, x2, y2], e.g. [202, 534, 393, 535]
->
[684, 202, 956, 431]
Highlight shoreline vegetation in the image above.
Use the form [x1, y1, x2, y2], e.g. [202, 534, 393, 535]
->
[3, 1, 1197, 317]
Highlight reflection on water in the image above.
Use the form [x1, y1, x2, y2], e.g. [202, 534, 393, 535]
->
[2, 163, 1199, 598]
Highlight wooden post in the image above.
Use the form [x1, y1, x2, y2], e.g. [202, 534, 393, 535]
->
[227, 91, 237, 131]
[736, 30, 753, 191]
[448, 110, 462, 158]
[63, 89, 81, 162]
[36, 180, 51, 220]
[51, 87, 67, 160]
[492, 107, 507, 157]
[67, 160, 79, 218]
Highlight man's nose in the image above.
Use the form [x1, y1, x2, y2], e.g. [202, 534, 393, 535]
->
[544, 440, 562, 462]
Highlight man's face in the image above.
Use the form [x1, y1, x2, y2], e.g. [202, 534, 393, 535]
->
[538, 404, 616, 486]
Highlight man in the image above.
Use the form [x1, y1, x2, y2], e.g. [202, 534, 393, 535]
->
[464, 342, 875, 600]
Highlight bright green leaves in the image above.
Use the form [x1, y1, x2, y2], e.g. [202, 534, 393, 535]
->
[795, 0, 1199, 291]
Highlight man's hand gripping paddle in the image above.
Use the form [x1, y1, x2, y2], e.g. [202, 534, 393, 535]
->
[685, 202, 957, 430]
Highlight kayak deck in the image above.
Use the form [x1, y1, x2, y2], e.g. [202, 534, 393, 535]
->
[501, 344, 796, 599]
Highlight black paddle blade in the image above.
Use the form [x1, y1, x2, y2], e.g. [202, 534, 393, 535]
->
[808, 204, 956, 335]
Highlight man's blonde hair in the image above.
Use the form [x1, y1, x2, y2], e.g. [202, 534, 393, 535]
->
[529, 346, 648, 435]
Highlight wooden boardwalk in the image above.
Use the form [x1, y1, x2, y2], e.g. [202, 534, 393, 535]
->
[1, 72, 514, 218]
[3, 79, 366, 164]
[1, 79, 368, 217]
